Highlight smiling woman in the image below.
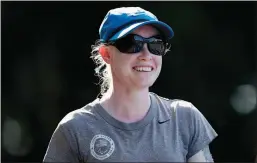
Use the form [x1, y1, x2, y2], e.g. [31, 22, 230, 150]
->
[43, 6, 218, 162]
[98, 25, 164, 97]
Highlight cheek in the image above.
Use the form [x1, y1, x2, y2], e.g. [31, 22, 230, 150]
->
[111, 55, 134, 74]
[154, 56, 162, 68]
[116, 56, 132, 68]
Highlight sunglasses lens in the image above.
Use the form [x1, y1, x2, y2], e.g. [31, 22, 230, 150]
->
[111, 34, 166, 55]
[148, 42, 166, 56]
[114, 35, 143, 53]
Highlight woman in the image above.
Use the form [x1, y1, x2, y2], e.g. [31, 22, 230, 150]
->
[43, 7, 218, 162]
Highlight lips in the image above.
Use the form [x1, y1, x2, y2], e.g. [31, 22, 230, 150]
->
[133, 66, 153, 72]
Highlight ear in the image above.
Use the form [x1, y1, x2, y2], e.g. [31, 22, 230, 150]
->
[99, 46, 111, 64]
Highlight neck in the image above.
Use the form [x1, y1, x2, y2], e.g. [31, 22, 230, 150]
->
[100, 84, 151, 123]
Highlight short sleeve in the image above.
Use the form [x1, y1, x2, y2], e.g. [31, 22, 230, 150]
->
[43, 124, 80, 162]
[186, 103, 218, 159]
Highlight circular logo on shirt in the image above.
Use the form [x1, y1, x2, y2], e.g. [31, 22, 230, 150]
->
[90, 134, 115, 160]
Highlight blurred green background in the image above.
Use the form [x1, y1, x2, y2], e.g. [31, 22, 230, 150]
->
[1, 1, 257, 162]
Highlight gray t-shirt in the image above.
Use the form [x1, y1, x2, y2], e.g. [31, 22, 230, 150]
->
[43, 92, 218, 162]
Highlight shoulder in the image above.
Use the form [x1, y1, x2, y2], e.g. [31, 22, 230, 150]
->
[58, 99, 101, 130]
[150, 92, 209, 128]
[150, 92, 197, 118]
[151, 92, 218, 159]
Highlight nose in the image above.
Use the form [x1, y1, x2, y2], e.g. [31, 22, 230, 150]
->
[138, 44, 152, 61]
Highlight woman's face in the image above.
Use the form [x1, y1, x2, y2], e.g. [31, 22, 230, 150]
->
[108, 25, 163, 90]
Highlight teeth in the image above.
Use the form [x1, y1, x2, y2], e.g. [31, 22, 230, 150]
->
[134, 67, 152, 72]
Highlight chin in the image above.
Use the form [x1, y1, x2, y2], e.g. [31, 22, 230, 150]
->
[136, 80, 155, 90]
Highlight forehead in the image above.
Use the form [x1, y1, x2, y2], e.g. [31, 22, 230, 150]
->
[131, 25, 160, 37]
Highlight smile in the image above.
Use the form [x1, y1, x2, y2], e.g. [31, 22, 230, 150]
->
[133, 66, 153, 72]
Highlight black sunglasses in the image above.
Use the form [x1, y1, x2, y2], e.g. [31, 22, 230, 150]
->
[107, 34, 169, 56]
